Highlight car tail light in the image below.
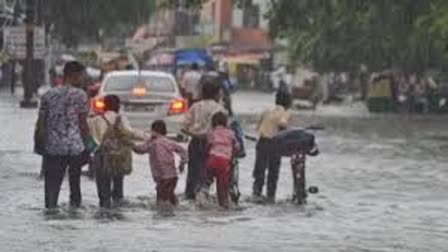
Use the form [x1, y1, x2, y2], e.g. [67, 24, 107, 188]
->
[168, 98, 187, 115]
[92, 98, 105, 113]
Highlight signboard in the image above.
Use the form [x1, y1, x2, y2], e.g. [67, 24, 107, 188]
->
[3, 26, 46, 59]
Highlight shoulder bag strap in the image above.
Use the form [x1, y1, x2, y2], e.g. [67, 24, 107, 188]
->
[101, 114, 112, 126]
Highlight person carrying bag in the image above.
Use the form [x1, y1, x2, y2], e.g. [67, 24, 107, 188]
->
[97, 115, 133, 177]
[89, 95, 143, 208]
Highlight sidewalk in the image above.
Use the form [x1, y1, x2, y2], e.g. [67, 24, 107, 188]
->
[0, 88, 38, 153]
[233, 90, 370, 120]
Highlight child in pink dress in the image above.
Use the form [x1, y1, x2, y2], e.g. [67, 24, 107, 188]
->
[206, 112, 240, 209]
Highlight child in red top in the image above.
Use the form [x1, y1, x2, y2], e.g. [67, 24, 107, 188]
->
[206, 112, 240, 209]
[133, 120, 188, 211]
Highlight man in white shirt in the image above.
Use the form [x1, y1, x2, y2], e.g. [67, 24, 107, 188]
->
[181, 63, 202, 106]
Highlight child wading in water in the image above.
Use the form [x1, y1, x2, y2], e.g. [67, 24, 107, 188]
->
[206, 112, 240, 209]
[182, 80, 226, 200]
[133, 120, 188, 215]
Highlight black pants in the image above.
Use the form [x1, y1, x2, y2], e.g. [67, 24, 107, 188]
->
[96, 173, 124, 208]
[93, 152, 124, 208]
[43, 155, 83, 209]
[252, 138, 282, 198]
[39, 157, 46, 178]
[185, 137, 207, 200]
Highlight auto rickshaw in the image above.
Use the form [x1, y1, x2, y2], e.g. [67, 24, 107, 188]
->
[367, 73, 397, 113]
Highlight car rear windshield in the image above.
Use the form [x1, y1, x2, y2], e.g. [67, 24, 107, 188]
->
[104, 74, 176, 93]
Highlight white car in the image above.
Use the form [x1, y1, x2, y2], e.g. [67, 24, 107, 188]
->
[92, 70, 187, 138]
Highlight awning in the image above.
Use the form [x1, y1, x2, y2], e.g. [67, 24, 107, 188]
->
[174, 49, 213, 67]
[219, 53, 269, 65]
[230, 28, 273, 51]
[223, 57, 259, 65]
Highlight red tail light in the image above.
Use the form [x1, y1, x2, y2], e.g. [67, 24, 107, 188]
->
[168, 98, 187, 115]
[92, 98, 105, 113]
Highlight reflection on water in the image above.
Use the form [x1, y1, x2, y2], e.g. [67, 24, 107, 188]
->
[1, 115, 448, 252]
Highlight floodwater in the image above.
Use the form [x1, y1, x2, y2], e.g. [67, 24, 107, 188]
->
[1, 91, 447, 252]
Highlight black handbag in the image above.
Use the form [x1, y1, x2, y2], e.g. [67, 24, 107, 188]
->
[34, 120, 46, 156]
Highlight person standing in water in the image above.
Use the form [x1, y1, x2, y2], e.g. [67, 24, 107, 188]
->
[36, 61, 90, 209]
[181, 62, 202, 107]
[216, 61, 235, 115]
[133, 120, 188, 215]
[252, 90, 293, 203]
[182, 79, 226, 200]
[205, 112, 240, 209]
[88, 95, 143, 208]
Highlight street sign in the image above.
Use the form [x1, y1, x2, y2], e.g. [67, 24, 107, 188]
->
[3, 26, 46, 59]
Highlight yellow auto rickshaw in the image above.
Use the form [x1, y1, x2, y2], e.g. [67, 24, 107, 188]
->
[367, 73, 397, 113]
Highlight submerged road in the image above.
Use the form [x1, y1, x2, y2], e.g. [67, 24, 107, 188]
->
[1, 90, 447, 252]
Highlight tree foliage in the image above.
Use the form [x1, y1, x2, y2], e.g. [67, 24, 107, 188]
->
[268, 0, 448, 73]
[43, 0, 155, 47]
[159, 0, 208, 9]
[159, 0, 248, 9]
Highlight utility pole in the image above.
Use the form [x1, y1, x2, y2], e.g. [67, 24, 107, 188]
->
[10, 0, 22, 95]
[20, 0, 37, 108]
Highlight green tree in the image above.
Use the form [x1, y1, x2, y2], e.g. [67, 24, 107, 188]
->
[43, 0, 155, 47]
[268, 0, 448, 73]
[159, 0, 208, 9]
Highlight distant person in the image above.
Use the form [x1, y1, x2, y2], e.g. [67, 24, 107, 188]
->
[206, 112, 240, 209]
[252, 89, 293, 203]
[36, 61, 90, 209]
[49, 67, 63, 87]
[182, 80, 226, 200]
[218, 64, 235, 116]
[88, 95, 143, 208]
[270, 66, 283, 90]
[412, 76, 429, 113]
[227, 113, 247, 204]
[133, 120, 187, 215]
[200, 64, 220, 87]
[88, 70, 105, 98]
[204, 63, 218, 76]
[198, 65, 219, 96]
[181, 63, 202, 106]
[359, 64, 369, 100]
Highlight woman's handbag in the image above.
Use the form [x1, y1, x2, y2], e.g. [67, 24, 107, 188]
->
[34, 119, 46, 156]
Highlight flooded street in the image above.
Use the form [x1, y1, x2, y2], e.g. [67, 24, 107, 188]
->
[1, 91, 447, 252]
